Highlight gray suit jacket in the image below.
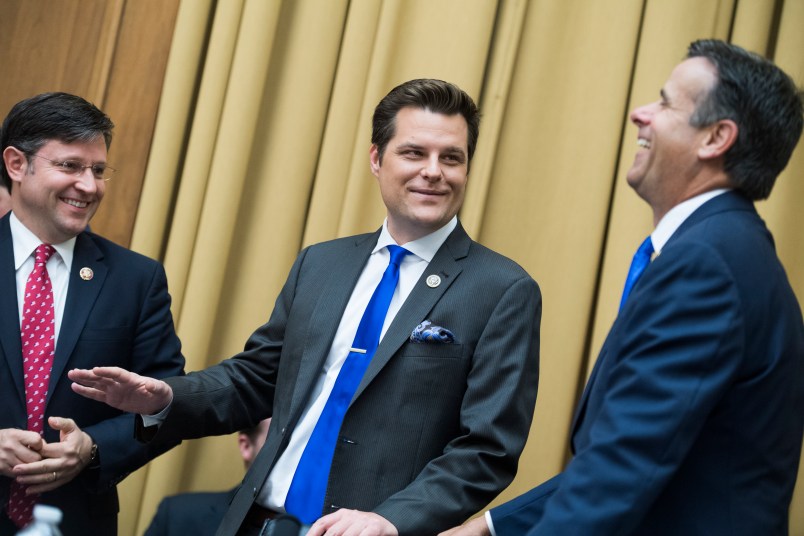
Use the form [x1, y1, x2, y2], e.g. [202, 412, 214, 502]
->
[147, 223, 541, 535]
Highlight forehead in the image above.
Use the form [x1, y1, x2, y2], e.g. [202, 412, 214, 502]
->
[38, 137, 108, 159]
[665, 57, 718, 104]
[391, 107, 468, 148]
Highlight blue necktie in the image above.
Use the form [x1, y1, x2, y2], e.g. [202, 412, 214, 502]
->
[619, 236, 654, 311]
[284, 245, 410, 523]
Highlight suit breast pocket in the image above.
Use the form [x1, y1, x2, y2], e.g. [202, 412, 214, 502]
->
[397, 342, 464, 359]
[79, 326, 133, 342]
[70, 326, 135, 368]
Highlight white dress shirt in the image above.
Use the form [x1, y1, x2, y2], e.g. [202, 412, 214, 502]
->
[258, 217, 458, 510]
[650, 189, 729, 254]
[10, 212, 75, 345]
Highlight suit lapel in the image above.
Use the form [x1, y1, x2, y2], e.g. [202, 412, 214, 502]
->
[286, 232, 379, 421]
[570, 192, 756, 443]
[666, 191, 755, 249]
[48, 233, 107, 403]
[0, 216, 26, 402]
[353, 224, 470, 401]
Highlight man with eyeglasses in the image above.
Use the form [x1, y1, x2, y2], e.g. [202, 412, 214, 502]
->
[0, 92, 185, 535]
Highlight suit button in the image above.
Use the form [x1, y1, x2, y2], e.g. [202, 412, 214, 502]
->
[281, 427, 287, 434]
[253, 487, 258, 497]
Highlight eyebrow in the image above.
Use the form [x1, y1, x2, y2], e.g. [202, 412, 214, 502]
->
[49, 155, 107, 165]
[396, 142, 466, 158]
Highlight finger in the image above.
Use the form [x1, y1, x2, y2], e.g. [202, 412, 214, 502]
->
[48, 416, 77, 433]
[16, 467, 57, 485]
[15, 444, 44, 464]
[68, 366, 131, 386]
[69, 371, 122, 390]
[12, 458, 46, 476]
[305, 525, 324, 536]
[70, 382, 108, 402]
[15, 431, 45, 453]
[90, 366, 135, 382]
[23, 471, 62, 494]
[306, 518, 331, 536]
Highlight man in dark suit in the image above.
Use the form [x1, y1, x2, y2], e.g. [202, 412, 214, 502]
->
[69, 79, 541, 536]
[445, 39, 804, 536]
[0, 92, 185, 535]
[145, 419, 271, 536]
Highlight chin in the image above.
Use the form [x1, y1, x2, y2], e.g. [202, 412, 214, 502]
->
[625, 171, 643, 191]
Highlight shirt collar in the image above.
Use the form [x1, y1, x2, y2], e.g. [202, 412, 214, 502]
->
[651, 189, 730, 254]
[373, 216, 458, 262]
[9, 211, 77, 270]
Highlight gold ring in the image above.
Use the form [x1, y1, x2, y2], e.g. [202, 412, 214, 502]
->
[52, 471, 57, 482]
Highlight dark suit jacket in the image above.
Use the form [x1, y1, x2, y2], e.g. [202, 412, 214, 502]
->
[144, 488, 237, 536]
[0, 214, 185, 536]
[142, 223, 541, 536]
[491, 192, 804, 535]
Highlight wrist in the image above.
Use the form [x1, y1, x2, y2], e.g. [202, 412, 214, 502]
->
[81, 432, 99, 469]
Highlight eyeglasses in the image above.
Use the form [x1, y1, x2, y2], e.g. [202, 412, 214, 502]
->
[26, 153, 116, 182]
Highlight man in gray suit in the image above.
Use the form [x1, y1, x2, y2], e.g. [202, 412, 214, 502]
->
[69, 79, 541, 536]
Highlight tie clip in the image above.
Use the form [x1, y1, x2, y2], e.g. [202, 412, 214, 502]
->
[350, 347, 367, 354]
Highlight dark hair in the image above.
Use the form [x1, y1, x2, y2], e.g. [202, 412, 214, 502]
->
[686, 39, 803, 200]
[1, 92, 114, 191]
[371, 79, 480, 170]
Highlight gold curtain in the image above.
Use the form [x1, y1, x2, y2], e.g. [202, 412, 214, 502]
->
[121, 0, 804, 534]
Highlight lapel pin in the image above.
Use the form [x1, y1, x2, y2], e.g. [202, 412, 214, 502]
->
[426, 274, 441, 288]
[79, 267, 94, 281]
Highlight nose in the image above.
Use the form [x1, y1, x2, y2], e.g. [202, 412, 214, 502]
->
[74, 169, 99, 193]
[630, 102, 653, 127]
[420, 155, 442, 182]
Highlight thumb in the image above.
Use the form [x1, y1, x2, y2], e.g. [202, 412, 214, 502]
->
[48, 416, 78, 438]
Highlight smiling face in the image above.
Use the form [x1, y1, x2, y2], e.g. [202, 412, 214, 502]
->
[627, 57, 719, 221]
[4, 137, 107, 243]
[370, 107, 469, 244]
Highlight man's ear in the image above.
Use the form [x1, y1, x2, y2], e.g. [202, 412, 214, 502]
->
[699, 119, 738, 161]
[369, 144, 381, 177]
[237, 433, 251, 462]
[3, 146, 29, 183]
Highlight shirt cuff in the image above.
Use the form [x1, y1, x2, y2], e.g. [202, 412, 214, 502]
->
[140, 402, 171, 427]
[485, 511, 497, 536]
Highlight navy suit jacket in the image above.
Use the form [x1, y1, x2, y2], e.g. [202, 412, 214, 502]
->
[140, 223, 541, 536]
[144, 487, 237, 536]
[491, 192, 804, 535]
[0, 214, 185, 535]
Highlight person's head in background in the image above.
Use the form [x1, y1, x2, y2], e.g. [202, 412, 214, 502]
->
[1, 92, 114, 243]
[238, 418, 271, 471]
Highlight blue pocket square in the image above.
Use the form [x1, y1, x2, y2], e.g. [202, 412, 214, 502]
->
[410, 320, 455, 343]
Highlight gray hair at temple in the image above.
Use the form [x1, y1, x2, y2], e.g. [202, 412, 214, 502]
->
[686, 39, 803, 200]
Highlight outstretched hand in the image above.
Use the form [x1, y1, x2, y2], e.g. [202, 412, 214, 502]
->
[68, 366, 173, 416]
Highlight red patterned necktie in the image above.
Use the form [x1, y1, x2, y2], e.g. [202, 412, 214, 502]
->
[7, 244, 56, 528]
